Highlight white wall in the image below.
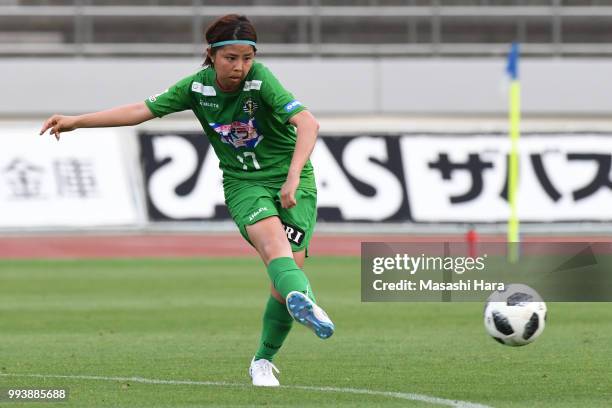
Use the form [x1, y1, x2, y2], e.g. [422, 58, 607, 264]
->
[3, 57, 612, 116]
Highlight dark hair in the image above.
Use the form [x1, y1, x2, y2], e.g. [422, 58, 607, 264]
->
[204, 14, 258, 66]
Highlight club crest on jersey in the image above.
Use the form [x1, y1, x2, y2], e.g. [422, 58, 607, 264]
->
[210, 119, 264, 149]
[242, 98, 258, 117]
[243, 80, 262, 91]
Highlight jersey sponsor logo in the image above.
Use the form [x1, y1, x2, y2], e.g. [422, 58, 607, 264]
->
[243, 80, 262, 91]
[192, 82, 216, 96]
[203, 86, 216, 96]
[210, 119, 264, 149]
[148, 89, 168, 103]
[282, 222, 305, 246]
[283, 100, 302, 113]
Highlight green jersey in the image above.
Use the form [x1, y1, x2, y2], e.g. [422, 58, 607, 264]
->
[144, 61, 315, 191]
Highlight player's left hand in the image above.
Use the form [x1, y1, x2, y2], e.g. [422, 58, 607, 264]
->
[280, 175, 299, 209]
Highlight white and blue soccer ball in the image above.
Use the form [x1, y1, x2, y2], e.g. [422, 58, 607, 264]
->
[483, 284, 547, 346]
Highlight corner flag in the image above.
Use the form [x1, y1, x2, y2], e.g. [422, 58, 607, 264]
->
[506, 42, 521, 263]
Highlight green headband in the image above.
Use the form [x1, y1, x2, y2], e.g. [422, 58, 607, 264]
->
[210, 40, 257, 48]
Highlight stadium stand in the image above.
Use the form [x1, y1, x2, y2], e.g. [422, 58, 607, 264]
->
[2, 0, 612, 57]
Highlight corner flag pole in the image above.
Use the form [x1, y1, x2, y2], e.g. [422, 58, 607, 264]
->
[506, 42, 521, 263]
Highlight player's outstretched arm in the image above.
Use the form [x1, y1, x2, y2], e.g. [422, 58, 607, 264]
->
[40, 102, 155, 140]
[280, 110, 320, 209]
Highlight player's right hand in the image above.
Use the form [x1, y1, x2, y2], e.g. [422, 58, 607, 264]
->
[39, 114, 78, 141]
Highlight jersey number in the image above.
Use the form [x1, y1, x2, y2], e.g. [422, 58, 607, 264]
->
[237, 152, 261, 171]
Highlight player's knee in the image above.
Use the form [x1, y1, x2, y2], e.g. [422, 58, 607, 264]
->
[293, 251, 306, 269]
[260, 237, 291, 264]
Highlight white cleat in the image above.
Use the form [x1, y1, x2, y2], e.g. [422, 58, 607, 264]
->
[249, 358, 280, 387]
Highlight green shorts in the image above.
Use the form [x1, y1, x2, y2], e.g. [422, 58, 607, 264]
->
[224, 182, 317, 253]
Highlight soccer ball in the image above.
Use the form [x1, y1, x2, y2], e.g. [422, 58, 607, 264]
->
[483, 284, 547, 346]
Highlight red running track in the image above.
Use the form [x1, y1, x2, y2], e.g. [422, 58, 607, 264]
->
[0, 233, 610, 259]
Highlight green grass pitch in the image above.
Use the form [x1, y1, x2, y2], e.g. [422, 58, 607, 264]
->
[0, 257, 610, 407]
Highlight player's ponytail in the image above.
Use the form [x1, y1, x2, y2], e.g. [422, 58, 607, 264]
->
[204, 14, 258, 67]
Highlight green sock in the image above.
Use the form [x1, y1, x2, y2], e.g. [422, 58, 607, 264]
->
[254, 296, 293, 361]
[266, 257, 315, 301]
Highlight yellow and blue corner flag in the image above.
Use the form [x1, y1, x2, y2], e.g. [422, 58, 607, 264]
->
[506, 42, 520, 80]
[506, 42, 521, 262]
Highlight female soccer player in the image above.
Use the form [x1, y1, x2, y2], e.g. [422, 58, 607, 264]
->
[39, 14, 334, 387]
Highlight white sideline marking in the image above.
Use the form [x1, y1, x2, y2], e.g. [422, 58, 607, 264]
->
[0, 373, 492, 408]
